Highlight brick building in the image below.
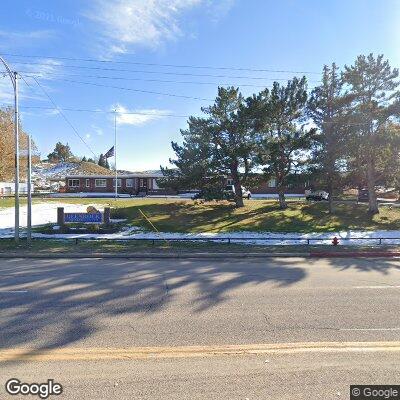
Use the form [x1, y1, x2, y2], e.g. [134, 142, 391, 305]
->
[65, 171, 173, 196]
[65, 170, 309, 196]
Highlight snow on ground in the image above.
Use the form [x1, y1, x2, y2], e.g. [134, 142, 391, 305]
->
[177, 193, 198, 198]
[33, 162, 76, 179]
[252, 193, 304, 199]
[27, 229, 400, 246]
[0, 202, 104, 236]
[1, 201, 400, 246]
[32, 162, 79, 189]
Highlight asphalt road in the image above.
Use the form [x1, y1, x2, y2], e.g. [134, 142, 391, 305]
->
[0, 256, 400, 399]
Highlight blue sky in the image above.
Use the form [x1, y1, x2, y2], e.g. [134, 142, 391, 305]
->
[1, 0, 399, 171]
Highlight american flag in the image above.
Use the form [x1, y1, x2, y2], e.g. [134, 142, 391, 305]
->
[104, 146, 115, 158]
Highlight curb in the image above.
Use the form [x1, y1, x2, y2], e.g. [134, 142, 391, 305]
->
[0, 252, 400, 259]
[310, 251, 400, 258]
[0, 252, 310, 259]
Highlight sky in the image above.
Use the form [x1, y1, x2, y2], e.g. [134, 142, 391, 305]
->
[0, 0, 399, 171]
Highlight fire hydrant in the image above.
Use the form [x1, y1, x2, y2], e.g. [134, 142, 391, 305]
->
[332, 236, 339, 246]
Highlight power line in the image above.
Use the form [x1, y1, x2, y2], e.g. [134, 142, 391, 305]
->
[25, 76, 214, 101]
[31, 77, 97, 157]
[20, 71, 320, 87]
[4, 52, 322, 74]
[11, 61, 316, 81]
[5, 103, 373, 127]
[14, 104, 191, 118]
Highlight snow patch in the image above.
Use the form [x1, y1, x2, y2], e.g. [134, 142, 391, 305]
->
[252, 193, 305, 199]
[1, 201, 400, 246]
[0, 202, 104, 231]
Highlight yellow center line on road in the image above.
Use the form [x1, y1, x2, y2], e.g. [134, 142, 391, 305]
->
[2, 342, 400, 362]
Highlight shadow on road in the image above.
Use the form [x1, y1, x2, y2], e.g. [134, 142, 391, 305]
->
[0, 257, 305, 360]
[310, 257, 400, 275]
[2, 256, 399, 364]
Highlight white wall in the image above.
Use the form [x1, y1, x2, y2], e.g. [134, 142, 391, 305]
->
[0, 182, 33, 194]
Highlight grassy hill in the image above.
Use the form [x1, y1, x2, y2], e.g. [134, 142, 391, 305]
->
[78, 162, 114, 175]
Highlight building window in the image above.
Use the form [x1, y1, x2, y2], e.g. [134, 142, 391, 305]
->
[153, 178, 159, 190]
[95, 179, 107, 188]
[68, 179, 80, 187]
[126, 179, 133, 187]
[139, 178, 144, 187]
[227, 179, 234, 185]
[113, 178, 122, 187]
[85, 179, 90, 188]
[268, 178, 276, 188]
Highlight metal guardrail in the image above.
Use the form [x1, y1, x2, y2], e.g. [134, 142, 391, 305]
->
[23, 236, 400, 246]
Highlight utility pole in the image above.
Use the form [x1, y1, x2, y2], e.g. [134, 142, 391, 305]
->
[27, 127, 32, 243]
[114, 109, 117, 200]
[0, 56, 20, 242]
[13, 72, 20, 243]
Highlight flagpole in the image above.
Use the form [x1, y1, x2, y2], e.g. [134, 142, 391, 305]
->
[114, 109, 117, 200]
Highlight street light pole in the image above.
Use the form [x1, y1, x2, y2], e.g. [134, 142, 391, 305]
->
[0, 56, 19, 243]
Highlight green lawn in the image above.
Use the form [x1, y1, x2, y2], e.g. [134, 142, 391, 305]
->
[2, 197, 400, 233]
[114, 199, 400, 233]
[0, 198, 26, 208]
[1, 238, 399, 255]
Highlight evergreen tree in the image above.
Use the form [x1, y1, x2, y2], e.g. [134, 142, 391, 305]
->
[98, 153, 107, 168]
[47, 142, 73, 162]
[342, 54, 400, 214]
[250, 77, 313, 209]
[307, 64, 351, 213]
[162, 87, 257, 207]
[382, 123, 400, 197]
[160, 117, 225, 197]
[81, 156, 87, 162]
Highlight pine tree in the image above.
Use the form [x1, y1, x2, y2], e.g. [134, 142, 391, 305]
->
[342, 54, 400, 214]
[98, 154, 107, 168]
[160, 118, 225, 197]
[307, 64, 351, 213]
[162, 87, 257, 207]
[48, 142, 73, 162]
[250, 77, 312, 209]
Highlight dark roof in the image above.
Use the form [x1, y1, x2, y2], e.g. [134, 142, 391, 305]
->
[66, 170, 164, 179]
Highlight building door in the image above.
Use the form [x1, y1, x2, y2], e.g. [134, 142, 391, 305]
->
[139, 178, 148, 193]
